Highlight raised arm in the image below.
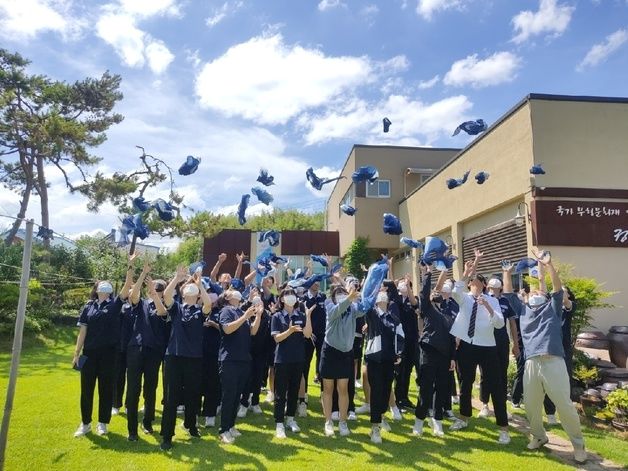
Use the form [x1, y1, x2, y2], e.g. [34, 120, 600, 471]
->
[130, 258, 151, 305]
[434, 267, 448, 293]
[222, 304, 257, 335]
[537, 259, 547, 293]
[471, 248, 483, 274]
[146, 277, 168, 316]
[210, 253, 227, 281]
[164, 265, 187, 308]
[195, 274, 212, 315]
[405, 273, 418, 307]
[249, 303, 263, 336]
[452, 260, 474, 305]
[533, 248, 561, 293]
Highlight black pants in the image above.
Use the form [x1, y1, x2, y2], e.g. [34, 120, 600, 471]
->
[366, 359, 395, 424]
[457, 341, 508, 427]
[125, 345, 162, 435]
[201, 354, 221, 417]
[511, 349, 525, 404]
[113, 349, 127, 409]
[303, 336, 323, 394]
[241, 351, 267, 407]
[80, 346, 116, 425]
[480, 340, 509, 404]
[395, 341, 418, 404]
[416, 346, 450, 421]
[160, 355, 202, 440]
[274, 362, 304, 423]
[219, 361, 249, 434]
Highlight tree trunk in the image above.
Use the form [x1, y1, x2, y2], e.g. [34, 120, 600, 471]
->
[4, 181, 33, 246]
[35, 154, 50, 248]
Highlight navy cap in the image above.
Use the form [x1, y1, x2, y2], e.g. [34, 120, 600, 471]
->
[352, 166, 379, 184]
[340, 204, 357, 216]
[400, 237, 423, 249]
[259, 230, 280, 247]
[383, 117, 392, 133]
[301, 273, 331, 290]
[36, 226, 54, 240]
[474, 171, 490, 184]
[230, 278, 245, 292]
[330, 263, 342, 275]
[421, 236, 448, 265]
[310, 254, 329, 267]
[306, 167, 345, 191]
[132, 213, 150, 239]
[515, 257, 538, 274]
[530, 164, 546, 175]
[152, 198, 176, 221]
[446, 170, 470, 189]
[178, 155, 200, 176]
[251, 186, 273, 205]
[383, 213, 403, 235]
[433, 255, 457, 271]
[189, 261, 206, 275]
[452, 119, 487, 136]
[237, 194, 250, 226]
[257, 168, 275, 186]
[132, 196, 152, 212]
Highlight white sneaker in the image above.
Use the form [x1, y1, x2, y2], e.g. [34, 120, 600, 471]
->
[177, 405, 185, 414]
[251, 405, 263, 415]
[390, 406, 402, 421]
[275, 423, 287, 439]
[348, 411, 357, 421]
[381, 418, 391, 432]
[450, 419, 467, 431]
[574, 446, 587, 464]
[265, 392, 274, 403]
[204, 416, 216, 427]
[219, 430, 235, 444]
[511, 402, 522, 409]
[370, 426, 382, 444]
[96, 422, 108, 435]
[324, 420, 335, 437]
[111, 407, 119, 416]
[297, 402, 307, 417]
[412, 418, 424, 436]
[74, 423, 91, 437]
[355, 403, 370, 414]
[229, 427, 242, 438]
[431, 418, 444, 437]
[428, 408, 434, 418]
[237, 405, 248, 418]
[338, 421, 351, 436]
[286, 417, 301, 433]
[452, 395, 460, 404]
[444, 410, 456, 419]
[216, 405, 221, 414]
[527, 436, 549, 450]
[139, 405, 145, 414]
[331, 411, 339, 421]
[546, 414, 558, 425]
[498, 430, 511, 445]
[355, 380, 362, 389]
[478, 404, 490, 418]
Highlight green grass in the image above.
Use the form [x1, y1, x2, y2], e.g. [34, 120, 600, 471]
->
[0, 327, 607, 470]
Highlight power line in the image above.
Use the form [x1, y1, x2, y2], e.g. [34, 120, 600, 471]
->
[0, 262, 94, 282]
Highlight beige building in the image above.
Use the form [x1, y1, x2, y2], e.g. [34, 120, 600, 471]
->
[327, 94, 628, 332]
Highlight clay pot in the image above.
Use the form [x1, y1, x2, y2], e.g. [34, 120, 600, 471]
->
[576, 331, 609, 350]
[611, 418, 628, 432]
[592, 358, 617, 370]
[608, 326, 628, 368]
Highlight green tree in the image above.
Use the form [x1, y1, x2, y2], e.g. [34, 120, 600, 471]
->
[0, 49, 124, 246]
[344, 237, 374, 278]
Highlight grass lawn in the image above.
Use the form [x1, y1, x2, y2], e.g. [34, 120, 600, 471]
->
[0, 327, 616, 470]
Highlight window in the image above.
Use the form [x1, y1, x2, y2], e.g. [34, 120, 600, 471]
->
[339, 185, 355, 217]
[366, 179, 391, 198]
[419, 173, 432, 184]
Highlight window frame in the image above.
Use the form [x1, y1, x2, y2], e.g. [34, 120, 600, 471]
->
[366, 179, 391, 198]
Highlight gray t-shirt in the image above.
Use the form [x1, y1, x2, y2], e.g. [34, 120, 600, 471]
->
[503, 290, 564, 360]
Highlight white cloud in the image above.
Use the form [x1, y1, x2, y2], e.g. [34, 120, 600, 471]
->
[96, 13, 147, 67]
[443, 51, 521, 88]
[418, 74, 440, 89]
[318, 0, 345, 11]
[360, 4, 380, 25]
[511, 0, 575, 44]
[0, 0, 86, 41]
[206, 1, 243, 28]
[578, 29, 628, 70]
[416, 0, 467, 20]
[304, 166, 343, 198]
[195, 33, 374, 125]
[117, 0, 180, 18]
[145, 40, 175, 74]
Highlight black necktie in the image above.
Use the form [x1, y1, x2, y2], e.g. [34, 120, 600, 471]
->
[468, 299, 478, 339]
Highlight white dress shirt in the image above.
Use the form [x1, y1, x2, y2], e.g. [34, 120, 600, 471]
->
[449, 281, 504, 346]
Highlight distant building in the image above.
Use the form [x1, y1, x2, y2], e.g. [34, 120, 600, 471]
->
[2, 228, 78, 250]
[104, 229, 161, 256]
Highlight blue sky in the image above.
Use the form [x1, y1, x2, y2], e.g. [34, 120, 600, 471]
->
[0, 0, 626, 250]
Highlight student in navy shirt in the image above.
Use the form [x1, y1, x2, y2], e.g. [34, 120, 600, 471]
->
[200, 289, 222, 428]
[125, 259, 168, 441]
[73, 261, 134, 438]
[159, 266, 213, 451]
[218, 289, 263, 444]
[112, 299, 133, 416]
[392, 278, 419, 411]
[271, 287, 313, 438]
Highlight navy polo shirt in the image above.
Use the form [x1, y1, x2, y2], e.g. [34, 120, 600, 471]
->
[165, 302, 205, 358]
[440, 298, 459, 320]
[128, 298, 169, 351]
[118, 302, 135, 352]
[203, 307, 222, 358]
[493, 295, 516, 346]
[303, 291, 327, 337]
[219, 306, 252, 362]
[78, 296, 124, 351]
[271, 310, 306, 364]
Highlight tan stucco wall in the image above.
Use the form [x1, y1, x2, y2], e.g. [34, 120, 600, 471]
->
[326, 149, 357, 256]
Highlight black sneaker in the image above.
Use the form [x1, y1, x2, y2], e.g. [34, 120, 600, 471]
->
[128, 434, 139, 442]
[188, 427, 201, 438]
[141, 422, 154, 434]
[398, 399, 415, 410]
[160, 440, 172, 451]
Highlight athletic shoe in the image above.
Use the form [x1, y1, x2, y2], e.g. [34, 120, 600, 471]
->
[355, 403, 371, 414]
[338, 421, 351, 436]
[139, 405, 145, 414]
[444, 410, 456, 419]
[478, 405, 490, 418]
[313, 377, 321, 385]
[574, 447, 587, 464]
[204, 416, 216, 428]
[188, 427, 201, 438]
[450, 419, 467, 431]
[428, 409, 434, 418]
[237, 405, 248, 418]
[398, 399, 415, 409]
[160, 439, 172, 451]
[286, 417, 301, 433]
[265, 392, 275, 403]
[111, 407, 119, 416]
[128, 434, 139, 442]
[297, 402, 307, 417]
[546, 414, 558, 425]
[431, 418, 444, 437]
[412, 418, 424, 436]
[229, 427, 242, 438]
[452, 395, 460, 404]
[370, 426, 382, 444]
[381, 418, 391, 432]
[348, 411, 357, 421]
[390, 406, 402, 421]
[177, 405, 185, 414]
[96, 422, 108, 435]
[141, 421, 153, 434]
[331, 411, 339, 421]
[216, 405, 221, 414]
[498, 431, 511, 445]
[74, 423, 91, 437]
[527, 436, 549, 450]
[219, 431, 234, 444]
[511, 402, 522, 409]
[355, 380, 362, 389]
[275, 423, 287, 439]
[251, 405, 263, 415]
[324, 420, 335, 437]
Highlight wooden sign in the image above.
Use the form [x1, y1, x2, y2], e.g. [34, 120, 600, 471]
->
[531, 200, 628, 247]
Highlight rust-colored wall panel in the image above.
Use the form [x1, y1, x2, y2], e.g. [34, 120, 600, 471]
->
[203, 229, 251, 277]
[281, 231, 340, 256]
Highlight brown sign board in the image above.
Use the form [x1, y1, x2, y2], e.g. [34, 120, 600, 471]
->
[532, 200, 628, 247]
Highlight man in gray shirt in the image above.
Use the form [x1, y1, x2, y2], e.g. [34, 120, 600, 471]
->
[502, 249, 586, 464]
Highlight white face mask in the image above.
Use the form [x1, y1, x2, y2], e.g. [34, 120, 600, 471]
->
[96, 281, 113, 294]
[229, 291, 242, 304]
[283, 295, 297, 307]
[528, 294, 547, 308]
[336, 295, 348, 305]
[441, 284, 452, 294]
[376, 293, 389, 304]
[252, 296, 262, 306]
[182, 284, 199, 297]
[208, 293, 218, 304]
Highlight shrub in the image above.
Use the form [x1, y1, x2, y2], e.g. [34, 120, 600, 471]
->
[606, 388, 628, 417]
[573, 364, 600, 387]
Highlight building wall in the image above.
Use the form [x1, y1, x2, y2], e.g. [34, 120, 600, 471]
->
[326, 148, 357, 256]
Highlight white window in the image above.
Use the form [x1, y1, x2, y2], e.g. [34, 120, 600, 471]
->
[339, 185, 355, 217]
[366, 180, 391, 198]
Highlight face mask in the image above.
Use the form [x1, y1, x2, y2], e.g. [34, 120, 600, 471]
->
[528, 295, 547, 308]
[398, 283, 408, 295]
[229, 291, 243, 303]
[376, 293, 388, 304]
[336, 295, 348, 305]
[208, 293, 218, 304]
[96, 281, 113, 294]
[182, 284, 199, 297]
[252, 296, 262, 306]
[283, 295, 297, 307]
[441, 284, 452, 294]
